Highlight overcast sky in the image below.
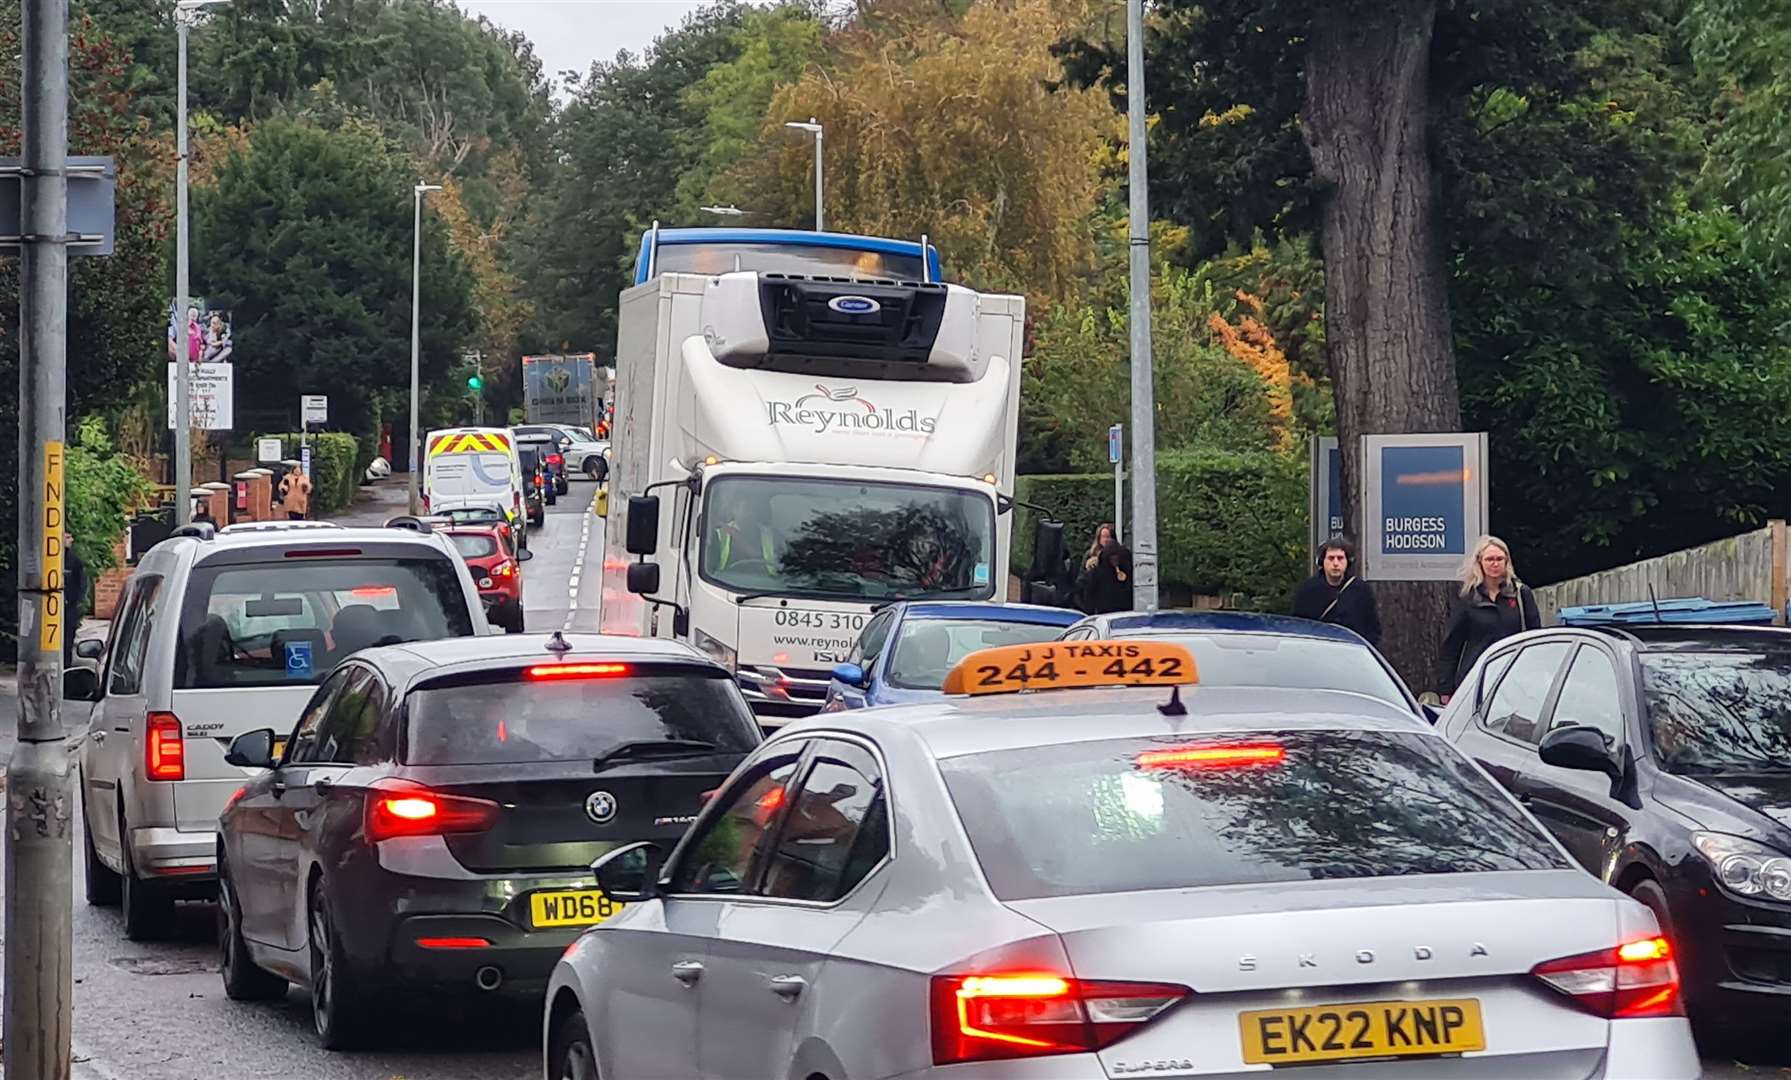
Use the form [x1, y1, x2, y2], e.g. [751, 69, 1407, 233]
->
[457, 0, 713, 92]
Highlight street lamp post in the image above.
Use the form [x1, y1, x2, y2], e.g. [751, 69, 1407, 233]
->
[784, 119, 823, 231]
[172, 0, 230, 525]
[1123, 0, 1159, 611]
[408, 182, 441, 515]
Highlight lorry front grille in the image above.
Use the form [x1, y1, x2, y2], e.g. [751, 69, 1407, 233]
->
[737, 665, 832, 719]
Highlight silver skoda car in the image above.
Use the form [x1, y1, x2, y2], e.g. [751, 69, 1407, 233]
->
[542, 639, 1700, 1079]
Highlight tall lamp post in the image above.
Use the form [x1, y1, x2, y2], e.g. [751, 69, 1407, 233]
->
[784, 118, 823, 232]
[172, 0, 230, 526]
[408, 182, 441, 515]
[1123, 0, 1159, 610]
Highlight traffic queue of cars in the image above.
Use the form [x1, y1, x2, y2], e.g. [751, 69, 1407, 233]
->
[63, 517, 1764, 1077]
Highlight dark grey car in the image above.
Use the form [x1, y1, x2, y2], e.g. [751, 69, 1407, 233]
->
[215, 632, 760, 1049]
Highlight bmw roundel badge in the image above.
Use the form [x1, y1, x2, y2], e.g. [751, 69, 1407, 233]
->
[585, 790, 618, 824]
[827, 295, 881, 315]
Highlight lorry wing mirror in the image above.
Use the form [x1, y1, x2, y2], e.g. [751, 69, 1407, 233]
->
[1029, 519, 1065, 580]
[626, 495, 660, 555]
[627, 562, 661, 595]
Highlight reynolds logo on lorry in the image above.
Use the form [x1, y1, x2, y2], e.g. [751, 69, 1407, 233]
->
[766, 384, 938, 435]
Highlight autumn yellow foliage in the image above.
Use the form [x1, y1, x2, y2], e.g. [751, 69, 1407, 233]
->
[1207, 290, 1295, 450]
[721, 0, 1118, 302]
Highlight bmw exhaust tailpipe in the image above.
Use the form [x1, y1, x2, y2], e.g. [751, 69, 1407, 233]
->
[475, 965, 503, 991]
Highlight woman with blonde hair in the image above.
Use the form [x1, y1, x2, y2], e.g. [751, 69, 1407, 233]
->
[1438, 535, 1541, 703]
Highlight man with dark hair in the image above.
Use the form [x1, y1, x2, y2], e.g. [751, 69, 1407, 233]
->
[1292, 535, 1381, 646]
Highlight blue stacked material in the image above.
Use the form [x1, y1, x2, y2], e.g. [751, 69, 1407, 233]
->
[1556, 597, 1776, 626]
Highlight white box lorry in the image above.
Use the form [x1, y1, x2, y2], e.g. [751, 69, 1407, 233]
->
[598, 266, 1053, 724]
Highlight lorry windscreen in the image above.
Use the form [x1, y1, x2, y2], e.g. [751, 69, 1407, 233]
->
[699, 475, 995, 601]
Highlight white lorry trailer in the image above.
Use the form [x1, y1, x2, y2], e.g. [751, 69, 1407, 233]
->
[598, 261, 1053, 724]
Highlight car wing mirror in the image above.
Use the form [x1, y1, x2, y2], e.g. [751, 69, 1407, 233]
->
[74, 638, 105, 661]
[61, 667, 100, 702]
[625, 495, 660, 555]
[831, 662, 867, 689]
[1538, 725, 1622, 783]
[592, 841, 665, 903]
[225, 727, 278, 769]
[518, 547, 534, 562]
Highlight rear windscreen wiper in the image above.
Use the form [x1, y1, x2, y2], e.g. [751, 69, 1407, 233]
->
[593, 739, 720, 773]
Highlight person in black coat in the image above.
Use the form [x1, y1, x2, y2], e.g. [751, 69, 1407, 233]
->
[1079, 538, 1135, 614]
[1291, 536, 1381, 646]
[1438, 535, 1541, 703]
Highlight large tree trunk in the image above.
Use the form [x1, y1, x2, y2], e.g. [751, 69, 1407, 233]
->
[1302, 0, 1463, 692]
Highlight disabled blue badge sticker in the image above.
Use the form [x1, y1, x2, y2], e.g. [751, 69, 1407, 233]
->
[974, 562, 991, 586]
[284, 641, 314, 679]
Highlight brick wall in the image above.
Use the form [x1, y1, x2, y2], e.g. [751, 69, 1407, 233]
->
[93, 536, 130, 621]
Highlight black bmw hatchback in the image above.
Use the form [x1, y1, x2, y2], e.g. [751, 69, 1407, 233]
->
[1436, 623, 1791, 1036]
[215, 632, 761, 1049]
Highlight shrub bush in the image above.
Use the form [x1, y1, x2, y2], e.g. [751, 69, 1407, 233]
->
[1013, 448, 1307, 609]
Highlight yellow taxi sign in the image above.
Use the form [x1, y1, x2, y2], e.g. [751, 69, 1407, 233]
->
[941, 639, 1198, 696]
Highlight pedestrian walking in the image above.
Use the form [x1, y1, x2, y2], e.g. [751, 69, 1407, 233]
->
[1078, 534, 1134, 615]
[1438, 535, 1541, 703]
[278, 464, 313, 520]
[63, 531, 88, 667]
[1291, 536, 1381, 645]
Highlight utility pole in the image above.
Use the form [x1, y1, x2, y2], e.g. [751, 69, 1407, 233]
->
[10, 0, 75, 1074]
[408, 182, 441, 514]
[1124, 0, 1159, 611]
[784, 119, 823, 232]
[172, 3, 193, 523]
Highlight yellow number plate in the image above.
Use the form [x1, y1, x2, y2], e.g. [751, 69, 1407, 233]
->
[528, 889, 625, 929]
[1239, 998, 1485, 1065]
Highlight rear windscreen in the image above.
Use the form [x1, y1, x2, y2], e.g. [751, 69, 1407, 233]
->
[940, 730, 1567, 901]
[448, 533, 498, 559]
[176, 557, 474, 688]
[405, 669, 761, 766]
[430, 453, 512, 495]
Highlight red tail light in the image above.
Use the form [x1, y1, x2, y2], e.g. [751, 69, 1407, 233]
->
[1531, 936, 1682, 1018]
[146, 712, 185, 781]
[547, 454, 563, 466]
[492, 560, 515, 577]
[526, 662, 629, 680]
[930, 973, 1189, 1065]
[365, 779, 499, 842]
[416, 936, 492, 950]
[1135, 744, 1284, 770]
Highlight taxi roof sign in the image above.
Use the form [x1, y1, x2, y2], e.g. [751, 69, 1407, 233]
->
[941, 639, 1198, 696]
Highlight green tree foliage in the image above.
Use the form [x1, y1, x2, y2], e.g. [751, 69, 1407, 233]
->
[1689, 0, 1791, 263]
[66, 417, 156, 575]
[191, 114, 476, 445]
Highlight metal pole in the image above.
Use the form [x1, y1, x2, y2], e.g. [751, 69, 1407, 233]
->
[408, 186, 423, 514]
[11, 0, 74, 1074]
[812, 119, 824, 233]
[1115, 459, 1124, 543]
[173, 12, 192, 524]
[1124, 0, 1159, 611]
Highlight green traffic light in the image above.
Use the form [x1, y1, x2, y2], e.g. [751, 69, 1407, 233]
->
[467, 375, 483, 390]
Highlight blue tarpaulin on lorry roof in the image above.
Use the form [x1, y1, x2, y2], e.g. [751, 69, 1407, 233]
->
[1556, 597, 1776, 626]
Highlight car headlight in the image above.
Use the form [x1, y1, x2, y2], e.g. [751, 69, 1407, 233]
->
[693, 629, 736, 671]
[1692, 832, 1791, 902]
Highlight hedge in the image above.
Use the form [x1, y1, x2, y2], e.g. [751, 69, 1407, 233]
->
[261, 432, 360, 516]
[1013, 448, 1308, 609]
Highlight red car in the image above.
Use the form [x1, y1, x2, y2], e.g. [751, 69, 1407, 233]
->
[444, 524, 529, 632]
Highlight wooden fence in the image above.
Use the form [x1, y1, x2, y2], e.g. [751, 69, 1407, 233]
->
[1533, 521, 1789, 625]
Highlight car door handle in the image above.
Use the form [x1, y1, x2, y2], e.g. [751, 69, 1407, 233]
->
[767, 974, 806, 998]
[671, 960, 704, 985]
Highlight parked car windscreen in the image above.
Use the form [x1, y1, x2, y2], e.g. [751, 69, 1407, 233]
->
[940, 730, 1567, 900]
[405, 666, 760, 766]
[176, 556, 475, 688]
[1642, 651, 1791, 773]
[885, 617, 1073, 690]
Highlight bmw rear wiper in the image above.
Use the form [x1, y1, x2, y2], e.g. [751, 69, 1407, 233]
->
[593, 739, 720, 773]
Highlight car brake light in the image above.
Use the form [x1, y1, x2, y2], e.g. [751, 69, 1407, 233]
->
[1531, 936, 1682, 1019]
[1134, 744, 1285, 769]
[493, 560, 514, 577]
[416, 937, 492, 950]
[285, 548, 364, 558]
[547, 454, 563, 466]
[146, 712, 184, 781]
[365, 779, 500, 842]
[930, 973, 1189, 1065]
[526, 662, 629, 679]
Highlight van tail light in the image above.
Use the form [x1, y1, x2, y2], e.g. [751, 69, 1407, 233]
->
[1531, 936, 1683, 1019]
[365, 778, 500, 842]
[146, 712, 185, 781]
[930, 973, 1189, 1065]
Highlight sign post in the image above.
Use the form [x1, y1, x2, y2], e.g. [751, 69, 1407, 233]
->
[1309, 435, 1344, 560]
[1107, 423, 1125, 541]
[1360, 433, 1491, 581]
[300, 395, 327, 481]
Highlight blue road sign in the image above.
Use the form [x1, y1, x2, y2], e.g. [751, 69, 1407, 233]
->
[1108, 423, 1123, 465]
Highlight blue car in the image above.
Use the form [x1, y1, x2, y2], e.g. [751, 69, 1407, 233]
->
[820, 601, 1082, 710]
[1060, 609, 1433, 722]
